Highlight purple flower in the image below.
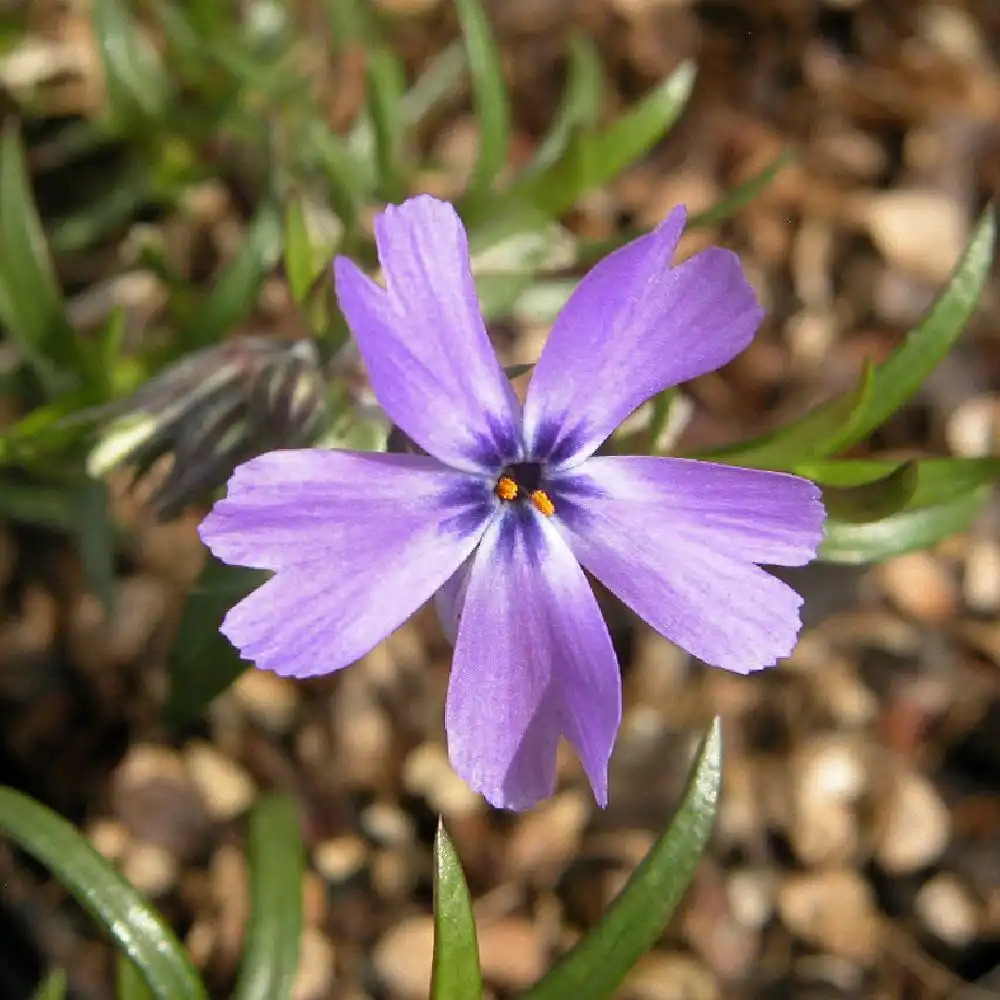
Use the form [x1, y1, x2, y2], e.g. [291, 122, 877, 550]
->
[199, 195, 825, 811]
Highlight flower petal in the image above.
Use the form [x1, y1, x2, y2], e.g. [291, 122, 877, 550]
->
[555, 456, 825, 673]
[446, 509, 622, 810]
[334, 196, 521, 470]
[522, 206, 764, 464]
[199, 449, 491, 677]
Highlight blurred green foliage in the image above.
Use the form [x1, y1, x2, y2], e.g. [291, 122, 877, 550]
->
[0, 0, 994, 728]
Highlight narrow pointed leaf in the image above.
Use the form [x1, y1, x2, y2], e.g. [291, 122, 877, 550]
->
[794, 456, 1000, 506]
[511, 60, 695, 219]
[167, 556, 263, 725]
[688, 148, 794, 228]
[0, 480, 80, 531]
[575, 148, 793, 267]
[706, 206, 995, 467]
[524, 719, 721, 1000]
[284, 198, 318, 305]
[0, 123, 76, 396]
[455, 0, 510, 203]
[832, 205, 995, 449]
[325, 0, 372, 48]
[366, 45, 407, 200]
[820, 488, 992, 563]
[518, 34, 603, 182]
[0, 787, 209, 1000]
[796, 456, 1000, 563]
[32, 969, 66, 1000]
[232, 795, 304, 1000]
[92, 0, 170, 128]
[820, 460, 918, 523]
[305, 120, 368, 224]
[698, 361, 876, 468]
[181, 201, 282, 350]
[401, 40, 467, 129]
[431, 822, 483, 1000]
[50, 163, 152, 255]
[117, 957, 155, 1000]
[74, 477, 118, 615]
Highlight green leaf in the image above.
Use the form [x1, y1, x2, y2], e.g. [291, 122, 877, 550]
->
[50, 163, 153, 255]
[304, 120, 368, 226]
[0, 787, 209, 1000]
[181, 201, 283, 350]
[711, 205, 996, 467]
[518, 34, 603, 183]
[831, 204, 996, 450]
[820, 461, 918, 523]
[365, 45, 407, 201]
[821, 488, 992, 564]
[510, 60, 695, 219]
[646, 387, 679, 455]
[32, 969, 67, 1000]
[74, 477, 118, 615]
[795, 456, 1000, 503]
[687, 148, 795, 228]
[0, 123, 77, 396]
[325, 0, 373, 47]
[92, 0, 170, 129]
[455, 0, 511, 204]
[0, 393, 105, 468]
[117, 957, 155, 1000]
[431, 822, 483, 1000]
[284, 198, 319, 306]
[0, 480, 79, 531]
[573, 149, 793, 267]
[797, 457, 1000, 563]
[698, 361, 876, 468]
[232, 795, 304, 1000]
[401, 40, 467, 129]
[166, 555, 263, 725]
[525, 719, 721, 1000]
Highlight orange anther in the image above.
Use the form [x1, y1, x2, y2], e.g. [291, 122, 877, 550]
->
[531, 490, 556, 517]
[495, 476, 519, 501]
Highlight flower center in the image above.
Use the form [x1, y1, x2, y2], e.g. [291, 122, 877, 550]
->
[494, 462, 556, 517]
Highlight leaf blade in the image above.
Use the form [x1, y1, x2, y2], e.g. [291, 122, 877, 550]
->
[431, 822, 483, 1000]
[512, 60, 695, 219]
[0, 787, 209, 1000]
[0, 123, 76, 396]
[166, 556, 262, 725]
[231, 795, 305, 1000]
[704, 206, 996, 467]
[820, 487, 992, 564]
[524, 719, 721, 1000]
[836, 205, 996, 449]
[180, 201, 283, 351]
[455, 0, 511, 203]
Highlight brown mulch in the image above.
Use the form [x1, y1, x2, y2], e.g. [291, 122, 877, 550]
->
[1, 1, 999, 998]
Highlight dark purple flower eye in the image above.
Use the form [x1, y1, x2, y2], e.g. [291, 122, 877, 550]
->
[198, 195, 825, 811]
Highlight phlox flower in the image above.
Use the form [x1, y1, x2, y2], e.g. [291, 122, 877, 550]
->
[199, 195, 825, 810]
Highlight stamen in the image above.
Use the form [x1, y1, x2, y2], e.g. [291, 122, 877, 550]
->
[531, 490, 556, 517]
[495, 476, 519, 502]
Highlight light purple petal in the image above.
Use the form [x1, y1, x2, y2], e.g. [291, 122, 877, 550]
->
[446, 510, 622, 810]
[199, 449, 491, 677]
[555, 456, 825, 673]
[334, 196, 521, 471]
[522, 206, 765, 464]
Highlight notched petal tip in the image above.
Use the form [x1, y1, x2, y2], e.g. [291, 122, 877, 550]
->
[375, 193, 461, 236]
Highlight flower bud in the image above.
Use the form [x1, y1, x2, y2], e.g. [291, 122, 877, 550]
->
[89, 337, 327, 518]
